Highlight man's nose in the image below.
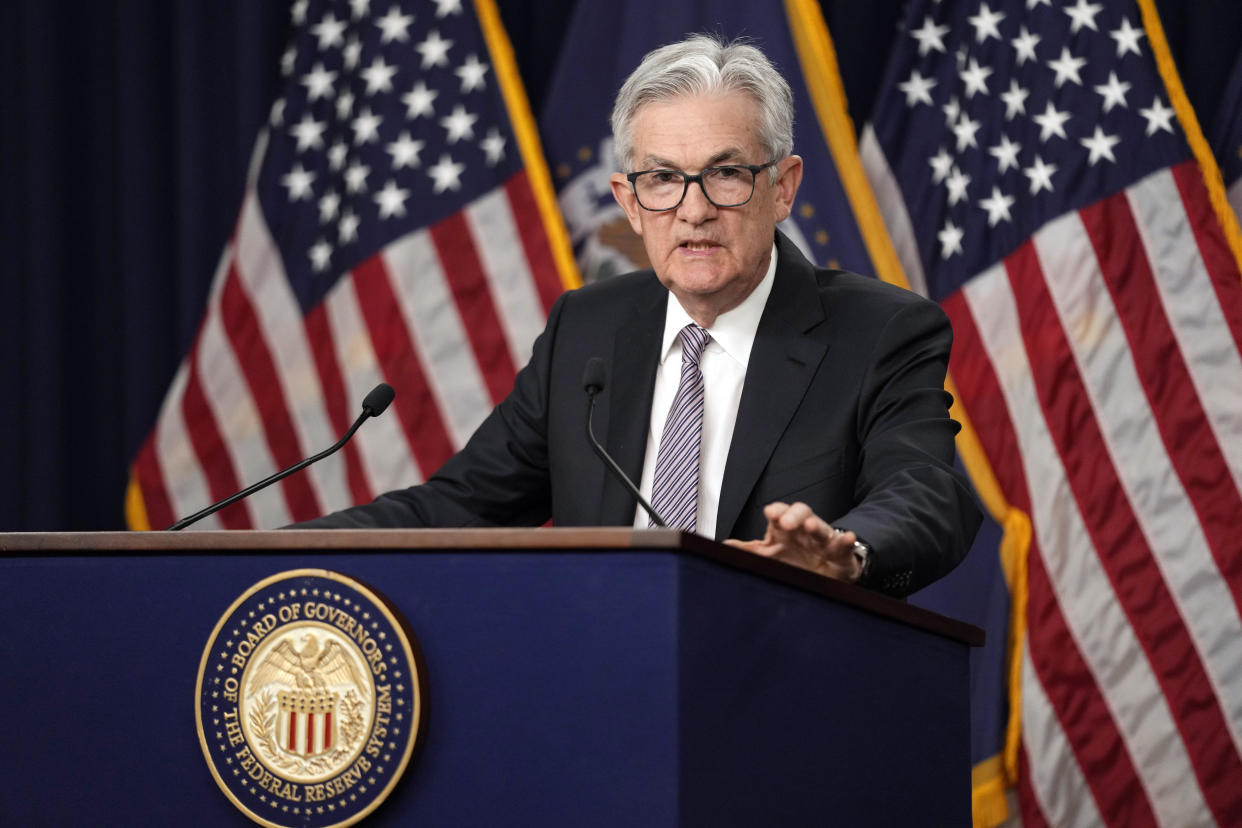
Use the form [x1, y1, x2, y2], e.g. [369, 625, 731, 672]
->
[676, 177, 716, 221]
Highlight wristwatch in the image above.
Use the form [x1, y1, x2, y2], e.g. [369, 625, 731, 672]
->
[836, 527, 872, 581]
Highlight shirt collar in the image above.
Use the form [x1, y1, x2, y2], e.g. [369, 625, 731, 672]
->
[659, 242, 778, 367]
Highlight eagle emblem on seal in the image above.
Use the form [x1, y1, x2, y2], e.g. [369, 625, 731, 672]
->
[247, 631, 371, 761]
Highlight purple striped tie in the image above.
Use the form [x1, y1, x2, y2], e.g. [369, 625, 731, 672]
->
[651, 324, 712, 531]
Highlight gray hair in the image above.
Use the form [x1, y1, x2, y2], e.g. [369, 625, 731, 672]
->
[610, 34, 795, 174]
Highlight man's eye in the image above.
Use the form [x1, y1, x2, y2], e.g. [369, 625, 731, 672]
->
[650, 171, 682, 184]
[711, 166, 743, 180]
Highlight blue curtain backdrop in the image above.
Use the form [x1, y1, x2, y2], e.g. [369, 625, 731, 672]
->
[3, 0, 1240, 531]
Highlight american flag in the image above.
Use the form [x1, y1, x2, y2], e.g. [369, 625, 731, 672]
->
[862, 0, 1242, 825]
[126, 0, 575, 530]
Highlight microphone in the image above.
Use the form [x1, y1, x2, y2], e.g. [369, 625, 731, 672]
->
[582, 358, 667, 528]
[167, 383, 396, 530]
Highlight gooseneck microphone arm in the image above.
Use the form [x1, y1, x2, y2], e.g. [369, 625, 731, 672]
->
[167, 383, 396, 531]
[582, 358, 667, 528]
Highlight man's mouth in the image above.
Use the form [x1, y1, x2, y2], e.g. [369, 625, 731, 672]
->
[679, 241, 719, 251]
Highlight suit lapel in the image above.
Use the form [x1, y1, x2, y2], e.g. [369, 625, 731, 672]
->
[715, 236, 828, 538]
[598, 279, 666, 525]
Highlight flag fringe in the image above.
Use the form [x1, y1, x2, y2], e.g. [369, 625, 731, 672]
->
[473, 0, 581, 291]
[125, 474, 152, 531]
[783, 0, 909, 291]
[946, 374, 1032, 823]
[1138, 0, 1242, 278]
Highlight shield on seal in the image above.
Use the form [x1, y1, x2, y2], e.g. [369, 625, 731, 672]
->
[276, 689, 338, 757]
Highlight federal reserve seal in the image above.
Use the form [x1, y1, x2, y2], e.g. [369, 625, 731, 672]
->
[196, 569, 426, 827]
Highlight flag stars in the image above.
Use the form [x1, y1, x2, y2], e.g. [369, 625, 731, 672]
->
[352, 107, 383, 144]
[350, 0, 370, 20]
[440, 104, 477, 143]
[417, 29, 454, 69]
[1094, 72, 1131, 113]
[289, 114, 327, 152]
[942, 96, 961, 129]
[281, 47, 298, 78]
[909, 16, 949, 56]
[929, 148, 954, 183]
[318, 189, 340, 223]
[328, 140, 348, 171]
[953, 112, 981, 151]
[899, 69, 937, 107]
[1000, 79, 1029, 119]
[945, 166, 971, 205]
[281, 164, 316, 201]
[375, 6, 414, 43]
[979, 186, 1015, 226]
[1063, 0, 1103, 34]
[344, 160, 370, 194]
[967, 3, 1005, 43]
[1080, 127, 1120, 164]
[309, 239, 333, 272]
[312, 12, 346, 50]
[938, 220, 964, 259]
[339, 209, 361, 244]
[959, 58, 993, 98]
[434, 0, 463, 16]
[301, 63, 336, 101]
[1012, 26, 1040, 66]
[374, 180, 411, 219]
[361, 57, 398, 95]
[343, 36, 363, 71]
[455, 54, 490, 93]
[480, 128, 506, 165]
[403, 81, 438, 119]
[387, 131, 425, 168]
[1110, 18, 1145, 58]
[336, 90, 355, 120]
[1023, 155, 1057, 194]
[1139, 96, 1175, 135]
[1048, 47, 1087, 87]
[989, 134, 1022, 173]
[1027, 0, 1052, 8]
[1033, 101, 1071, 141]
[429, 153, 465, 193]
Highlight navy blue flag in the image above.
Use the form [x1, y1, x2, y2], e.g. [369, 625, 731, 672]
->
[863, 0, 1242, 825]
[1210, 49, 1242, 219]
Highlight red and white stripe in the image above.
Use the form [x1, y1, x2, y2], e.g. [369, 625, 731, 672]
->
[133, 165, 563, 530]
[865, 127, 1242, 828]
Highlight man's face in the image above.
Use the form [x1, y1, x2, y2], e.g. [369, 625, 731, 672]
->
[610, 91, 802, 323]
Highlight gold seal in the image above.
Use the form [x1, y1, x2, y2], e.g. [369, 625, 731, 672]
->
[196, 569, 425, 827]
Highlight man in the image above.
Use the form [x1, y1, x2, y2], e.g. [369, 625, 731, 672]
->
[301, 35, 980, 597]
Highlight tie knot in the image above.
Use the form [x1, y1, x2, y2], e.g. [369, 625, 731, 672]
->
[678, 324, 711, 365]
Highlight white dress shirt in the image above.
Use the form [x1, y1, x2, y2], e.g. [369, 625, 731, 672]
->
[633, 245, 777, 536]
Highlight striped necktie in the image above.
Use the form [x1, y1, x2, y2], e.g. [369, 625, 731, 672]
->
[650, 323, 712, 531]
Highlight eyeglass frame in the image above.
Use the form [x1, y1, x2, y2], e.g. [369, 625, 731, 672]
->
[624, 160, 779, 212]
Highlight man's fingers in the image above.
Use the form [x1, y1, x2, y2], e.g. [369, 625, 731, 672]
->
[776, 501, 813, 531]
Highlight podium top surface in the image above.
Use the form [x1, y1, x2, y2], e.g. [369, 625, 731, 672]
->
[0, 528, 983, 646]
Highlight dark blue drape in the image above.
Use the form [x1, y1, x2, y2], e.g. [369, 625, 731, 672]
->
[3, 0, 1239, 530]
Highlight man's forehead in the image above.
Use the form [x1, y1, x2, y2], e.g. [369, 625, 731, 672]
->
[630, 91, 763, 167]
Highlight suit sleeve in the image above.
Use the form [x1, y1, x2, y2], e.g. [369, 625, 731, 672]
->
[833, 299, 981, 596]
[291, 293, 568, 529]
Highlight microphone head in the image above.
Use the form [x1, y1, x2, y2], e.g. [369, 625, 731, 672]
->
[582, 358, 607, 397]
[362, 383, 396, 417]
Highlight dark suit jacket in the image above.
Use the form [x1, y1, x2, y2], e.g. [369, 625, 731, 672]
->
[301, 232, 980, 596]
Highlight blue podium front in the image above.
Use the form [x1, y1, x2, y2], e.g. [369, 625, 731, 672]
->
[0, 529, 980, 827]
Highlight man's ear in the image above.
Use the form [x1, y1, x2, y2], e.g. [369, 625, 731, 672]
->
[610, 173, 645, 235]
[771, 155, 804, 224]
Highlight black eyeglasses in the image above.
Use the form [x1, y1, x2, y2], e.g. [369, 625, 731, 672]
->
[625, 161, 777, 211]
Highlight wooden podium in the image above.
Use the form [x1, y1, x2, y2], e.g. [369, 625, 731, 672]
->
[0, 529, 981, 826]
